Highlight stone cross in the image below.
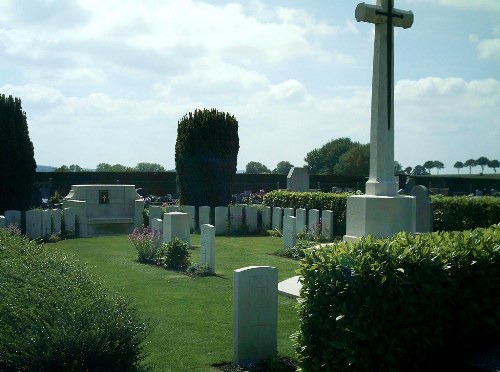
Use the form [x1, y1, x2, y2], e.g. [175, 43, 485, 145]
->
[355, 0, 413, 196]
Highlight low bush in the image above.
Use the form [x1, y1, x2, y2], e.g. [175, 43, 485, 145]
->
[157, 237, 191, 271]
[186, 262, 214, 277]
[129, 227, 162, 264]
[295, 225, 500, 371]
[273, 241, 314, 260]
[0, 228, 150, 371]
[432, 195, 500, 231]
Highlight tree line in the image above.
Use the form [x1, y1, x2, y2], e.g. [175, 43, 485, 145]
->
[54, 162, 168, 172]
[245, 138, 499, 176]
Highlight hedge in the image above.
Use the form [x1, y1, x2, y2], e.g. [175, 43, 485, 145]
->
[295, 225, 500, 371]
[263, 191, 500, 235]
[433, 195, 500, 231]
[0, 229, 150, 371]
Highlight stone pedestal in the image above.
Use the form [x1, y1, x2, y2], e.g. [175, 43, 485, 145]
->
[344, 195, 416, 241]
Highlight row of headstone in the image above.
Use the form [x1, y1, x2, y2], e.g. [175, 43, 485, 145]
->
[0, 208, 77, 239]
[281, 209, 335, 248]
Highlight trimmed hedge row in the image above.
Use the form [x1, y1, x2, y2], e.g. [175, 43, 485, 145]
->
[263, 191, 500, 234]
[0, 229, 149, 371]
[433, 195, 500, 231]
[295, 225, 500, 371]
[263, 191, 349, 236]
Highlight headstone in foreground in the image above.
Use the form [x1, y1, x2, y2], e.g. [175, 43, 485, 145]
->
[233, 266, 278, 365]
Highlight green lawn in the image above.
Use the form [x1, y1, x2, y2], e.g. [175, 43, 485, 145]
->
[53, 235, 300, 371]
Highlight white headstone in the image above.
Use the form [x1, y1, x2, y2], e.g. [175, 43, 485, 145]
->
[0, 215, 5, 229]
[410, 185, 433, 233]
[215, 206, 229, 235]
[199, 206, 211, 228]
[244, 206, 258, 233]
[261, 206, 271, 229]
[52, 209, 62, 234]
[345, 0, 416, 240]
[272, 207, 283, 231]
[295, 208, 307, 233]
[201, 224, 215, 273]
[283, 207, 294, 218]
[183, 205, 196, 232]
[308, 209, 320, 237]
[42, 210, 52, 237]
[321, 210, 334, 241]
[5, 210, 21, 228]
[233, 266, 278, 365]
[63, 207, 76, 233]
[149, 205, 162, 226]
[283, 216, 297, 249]
[230, 206, 244, 232]
[26, 209, 43, 239]
[163, 212, 190, 245]
[287, 167, 309, 192]
[165, 205, 180, 213]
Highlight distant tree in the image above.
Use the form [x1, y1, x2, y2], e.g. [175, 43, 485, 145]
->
[488, 159, 499, 173]
[333, 144, 370, 176]
[453, 161, 464, 174]
[134, 162, 166, 172]
[96, 163, 132, 172]
[464, 159, 476, 175]
[175, 108, 239, 207]
[69, 164, 82, 172]
[475, 157, 489, 174]
[404, 166, 412, 175]
[272, 161, 294, 175]
[55, 165, 69, 172]
[412, 165, 429, 176]
[0, 94, 37, 212]
[434, 161, 444, 174]
[304, 137, 355, 174]
[423, 160, 435, 174]
[394, 161, 403, 175]
[245, 161, 271, 174]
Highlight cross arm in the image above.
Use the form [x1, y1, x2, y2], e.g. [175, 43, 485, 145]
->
[355, 2, 414, 29]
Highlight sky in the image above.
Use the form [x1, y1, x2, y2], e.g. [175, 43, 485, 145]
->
[0, 0, 499, 174]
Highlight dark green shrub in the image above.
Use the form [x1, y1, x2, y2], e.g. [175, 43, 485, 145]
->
[263, 190, 349, 236]
[157, 237, 191, 271]
[0, 228, 150, 371]
[295, 225, 500, 371]
[186, 262, 214, 277]
[432, 195, 500, 231]
[175, 108, 239, 207]
[273, 241, 314, 260]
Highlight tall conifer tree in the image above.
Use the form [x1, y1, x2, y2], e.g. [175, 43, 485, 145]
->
[0, 94, 37, 212]
[175, 108, 239, 207]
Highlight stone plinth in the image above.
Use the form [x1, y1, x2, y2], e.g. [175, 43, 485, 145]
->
[233, 266, 278, 365]
[344, 195, 415, 241]
[63, 185, 144, 237]
[163, 212, 190, 245]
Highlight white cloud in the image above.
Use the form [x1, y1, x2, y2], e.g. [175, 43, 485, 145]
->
[476, 38, 500, 61]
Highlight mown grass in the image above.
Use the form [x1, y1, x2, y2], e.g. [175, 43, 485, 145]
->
[53, 235, 300, 371]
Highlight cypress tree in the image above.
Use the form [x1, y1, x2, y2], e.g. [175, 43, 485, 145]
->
[0, 94, 37, 213]
[175, 108, 239, 207]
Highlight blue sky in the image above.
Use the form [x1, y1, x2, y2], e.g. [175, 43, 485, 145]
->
[1, 0, 499, 174]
